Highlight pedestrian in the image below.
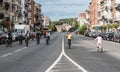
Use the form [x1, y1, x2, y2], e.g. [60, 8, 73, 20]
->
[25, 31, 30, 46]
[43, 31, 46, 38]
[36, 32, 40, 45]
[31, 32, 35, 41]
[19, 31, 23, 45]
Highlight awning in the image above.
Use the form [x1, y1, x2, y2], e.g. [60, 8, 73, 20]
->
[15, 25, 25, 29]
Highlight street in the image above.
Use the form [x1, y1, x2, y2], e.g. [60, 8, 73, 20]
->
[0, 32, 120, 72]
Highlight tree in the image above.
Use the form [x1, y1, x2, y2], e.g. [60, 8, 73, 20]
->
[79, 24, 87, 35]
[73, 21, 79, 30]
[100, 25, 107, 32]
[49, 23, 57, 32]
[113, 24, 119, 29]
[0, 20, 8, 31]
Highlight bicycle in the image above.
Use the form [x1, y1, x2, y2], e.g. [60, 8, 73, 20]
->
[97, 43, 103, 53]
[46, 36, 50, 45]
[67, 39, 71, 49]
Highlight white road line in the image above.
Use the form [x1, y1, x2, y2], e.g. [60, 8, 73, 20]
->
[14, 47, 27, 53]
[1, 53, 13, 57]
[50, 70, 61, 72]
[45, 36, 88, 72]
[45, 49, 63, 72]
[22, 47, 28, 49]
[14, 49, 23, 53]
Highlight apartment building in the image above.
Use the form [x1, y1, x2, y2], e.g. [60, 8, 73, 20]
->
[112, 0, 120, 23]
[34, 3, 42, 25]
[43, 16, 51, 29]
[22, 0, 35, 26]
[0, 0, 22, 30]
[0, 0, 44, 31]
[12, 0, 22, 25]
[77, 13, 88, 26]
[89, 0, 98, 26]
[100, 0, 113, 24]
[33, 3, 42, 30]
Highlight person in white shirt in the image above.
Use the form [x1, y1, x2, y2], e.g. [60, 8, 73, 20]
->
[95, 34, 102, 48]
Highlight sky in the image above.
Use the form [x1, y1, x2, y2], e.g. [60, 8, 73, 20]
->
[35, 0, 91, 21]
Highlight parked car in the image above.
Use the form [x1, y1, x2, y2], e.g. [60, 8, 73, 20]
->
[12, 32, 19, 41]
[85, 31, 91, 37]
[113, 32, 120, 43]
[104, 32, 114, 41]
[0, 30, 7, 44]
[101, 32, 106, 40]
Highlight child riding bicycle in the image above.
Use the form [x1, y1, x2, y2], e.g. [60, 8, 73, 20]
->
[95, 34, 103, 52]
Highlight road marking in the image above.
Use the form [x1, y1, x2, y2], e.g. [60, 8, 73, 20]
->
[14, 49, 23, 52]
[1, 53, 13, 57]
[45, 36, 88, 72]
[22, 47, 28, 49]
[50, 70, 61, 72]
[14, 47, 28, 53]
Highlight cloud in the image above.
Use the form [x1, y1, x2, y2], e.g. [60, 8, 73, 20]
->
[35, 0, 91, 21]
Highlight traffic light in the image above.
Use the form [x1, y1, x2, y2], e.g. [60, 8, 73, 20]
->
[0, 13, 4, 19]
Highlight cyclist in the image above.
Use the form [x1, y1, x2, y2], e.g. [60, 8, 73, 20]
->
[19, 31, 23, 45]
[25, 31, 30, 46]
[67, 32, 72, 48]
[95, 34, 103, 52]
[36, 32, 41, 45]
[6, 31, 12, 47]
[46, 31, 50, 45]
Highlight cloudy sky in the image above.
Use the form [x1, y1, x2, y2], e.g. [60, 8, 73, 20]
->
[35, 0, 91, 21]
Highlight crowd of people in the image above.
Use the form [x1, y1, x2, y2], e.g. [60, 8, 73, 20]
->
[4, 30, 51, 47]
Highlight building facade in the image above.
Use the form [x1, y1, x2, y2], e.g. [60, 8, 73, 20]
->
[43, 16, 51, 29]
[0, 0, 43, 31]
[77, 13, 88, 26]
[86, 0, 120, 31]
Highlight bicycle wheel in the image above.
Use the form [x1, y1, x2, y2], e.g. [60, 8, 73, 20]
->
[100, 46, 103, 53]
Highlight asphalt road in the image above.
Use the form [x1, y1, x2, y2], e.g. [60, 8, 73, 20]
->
[0, 32, 120, 72]
[65, 34, 120, 72]
[0, 32, 62, 72]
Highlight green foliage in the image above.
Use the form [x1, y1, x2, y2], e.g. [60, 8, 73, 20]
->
[72, 21, 79, 29]
[112, 24, 119, 29]
[100, 25, 107, 30]
[93, 26, 95, 30]
[61, 18, 79, 30]
[108, 24, 113, 29]
[49, 23, 57, 32]
[52, 21, 62, 25]
[0, 20, 8, 27]
[79, 24, 87, 35]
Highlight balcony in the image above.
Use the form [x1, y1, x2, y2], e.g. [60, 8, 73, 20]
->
[27, 5, 31, 12]
[114, 15, 120, 21]
[115, 4, 120, 11]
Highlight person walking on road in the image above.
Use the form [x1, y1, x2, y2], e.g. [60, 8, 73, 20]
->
[31, 32, 35, 41]
[36, 32, 41, 45]
[19, 31, 23, 45]
[25, 31, 30, 47]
